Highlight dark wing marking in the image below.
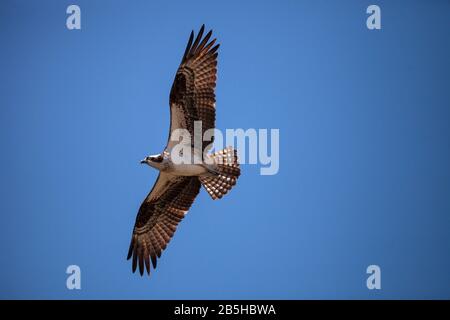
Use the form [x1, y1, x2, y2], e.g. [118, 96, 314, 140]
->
[127, 174, 201, 276]
[167, 24, 219, 154]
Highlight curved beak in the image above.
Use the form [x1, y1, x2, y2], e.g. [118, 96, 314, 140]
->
[140, 159, 147, 164]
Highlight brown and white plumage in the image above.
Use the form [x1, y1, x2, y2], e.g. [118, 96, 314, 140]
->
[127, 175, 200, 275]
[167, 24, 219, 153]
[127, 25, 240, 276]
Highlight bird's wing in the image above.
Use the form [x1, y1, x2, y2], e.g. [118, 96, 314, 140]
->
[167, 24, 219, 154]
[127, 174, 201, 275]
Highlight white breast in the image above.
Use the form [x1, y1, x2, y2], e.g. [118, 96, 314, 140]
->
[169, 163, 208, 176]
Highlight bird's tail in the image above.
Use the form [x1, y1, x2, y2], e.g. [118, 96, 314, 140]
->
[199, 146, 241, 200]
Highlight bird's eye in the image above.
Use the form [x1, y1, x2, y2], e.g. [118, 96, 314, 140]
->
[151, 156, 163, 163]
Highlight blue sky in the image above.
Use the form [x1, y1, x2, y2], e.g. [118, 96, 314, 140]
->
[0, 0, 449, 299]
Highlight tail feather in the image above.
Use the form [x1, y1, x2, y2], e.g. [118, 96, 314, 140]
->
[200, 146, 240, 200]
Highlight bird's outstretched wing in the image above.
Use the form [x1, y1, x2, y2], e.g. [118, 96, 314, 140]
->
[167, 24, 219, 154]
[127, 174, 201, 275]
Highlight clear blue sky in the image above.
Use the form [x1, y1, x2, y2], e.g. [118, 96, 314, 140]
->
[1, 0, 449, 299]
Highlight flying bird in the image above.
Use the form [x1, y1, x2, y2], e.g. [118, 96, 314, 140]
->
[127, 25, 241, 276]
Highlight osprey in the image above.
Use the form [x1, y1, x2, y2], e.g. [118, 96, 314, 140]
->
[127, 25, 241, 276]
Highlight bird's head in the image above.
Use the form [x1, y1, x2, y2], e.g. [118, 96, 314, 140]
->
[140, 154, 165, 170]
